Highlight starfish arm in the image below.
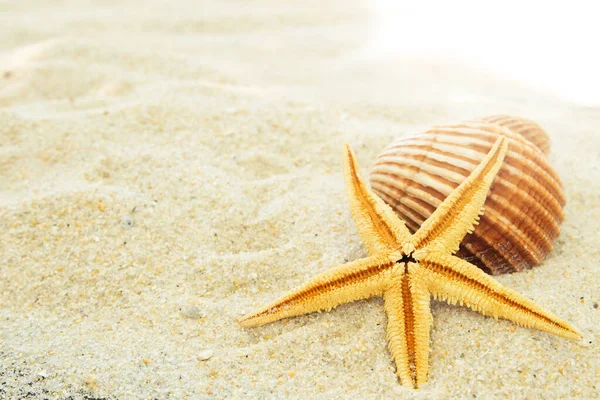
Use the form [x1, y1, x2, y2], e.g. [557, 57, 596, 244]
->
[411, 136, 508, 255]
[383, 266, 432, 389]
[417, 251, 582, 341]
[343, 143, 412, 255]
[239, 255, 394, 328]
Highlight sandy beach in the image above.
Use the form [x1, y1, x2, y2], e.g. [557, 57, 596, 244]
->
[1, 1, 598, 398]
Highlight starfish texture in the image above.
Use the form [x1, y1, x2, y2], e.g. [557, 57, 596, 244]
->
[239, 137, 582, 389]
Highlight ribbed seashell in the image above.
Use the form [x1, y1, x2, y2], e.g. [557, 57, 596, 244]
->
[481, 114, 551, 156]
[369, 119, 565, 275]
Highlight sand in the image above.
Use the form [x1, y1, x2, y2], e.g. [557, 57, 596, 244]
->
[1, 1, 598, 399]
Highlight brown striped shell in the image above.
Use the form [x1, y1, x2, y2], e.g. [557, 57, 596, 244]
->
[369, 118, 565, 275]
[481, 114, 551, 156]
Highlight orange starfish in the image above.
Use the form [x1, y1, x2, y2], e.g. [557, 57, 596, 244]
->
[239, 137, 581, 388]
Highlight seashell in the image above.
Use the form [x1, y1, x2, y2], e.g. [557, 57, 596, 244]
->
[480, 114, 551, 156]
[369, 118, 565, 275]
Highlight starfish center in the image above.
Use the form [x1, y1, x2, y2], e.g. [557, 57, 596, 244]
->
[396, 252, 417, 265]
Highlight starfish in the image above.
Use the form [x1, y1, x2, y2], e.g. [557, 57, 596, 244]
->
[239, 137, 582, 389]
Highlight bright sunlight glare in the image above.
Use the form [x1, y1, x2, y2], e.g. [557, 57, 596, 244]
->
[365, 0, 600, 106]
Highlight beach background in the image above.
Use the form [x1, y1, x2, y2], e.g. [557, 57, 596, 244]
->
[0, 1, 598, 398]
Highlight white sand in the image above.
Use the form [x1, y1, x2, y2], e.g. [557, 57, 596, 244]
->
[1, 1, 598, 399]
